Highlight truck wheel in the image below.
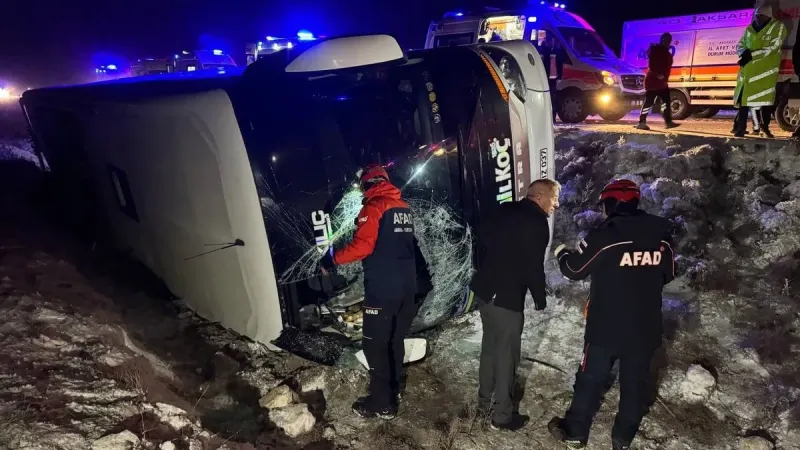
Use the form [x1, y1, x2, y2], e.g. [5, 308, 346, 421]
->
[599, 108, 628, 122]
[557, 91, 590, 124]
[692, 107, 720, 119]
[776, 97, 800, 132]
[669, 90, 692, 120]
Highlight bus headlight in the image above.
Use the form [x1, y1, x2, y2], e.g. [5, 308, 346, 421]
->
[498, 56, 527, 101]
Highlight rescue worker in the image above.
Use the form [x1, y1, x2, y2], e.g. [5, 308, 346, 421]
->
[540, 39, 566, 122]
[320, 164, 419, 419]
[635, 33, 679, 130]
[467, 179, 560, 431]
[732, 5, 787, 138]
[548, 179, 675, 450]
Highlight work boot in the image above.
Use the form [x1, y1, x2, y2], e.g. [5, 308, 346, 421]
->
[489, 413, 529, 431]
[634, 123, 650, 131]
[664, 121, 680, 129]
[352, 396, 397, 420]
[612, 438, 631, 450]
[547, 417, 587, 448]
[762, 128, 775, 138]
[734, 130, 746, 138]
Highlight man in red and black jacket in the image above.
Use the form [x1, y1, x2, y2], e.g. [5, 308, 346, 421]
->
[319, 164, 420, 420]
[548, 180, 675, 450]
[636, 33, 679, 131]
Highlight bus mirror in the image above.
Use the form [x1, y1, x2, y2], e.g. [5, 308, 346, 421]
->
[285, 35, 406, 73]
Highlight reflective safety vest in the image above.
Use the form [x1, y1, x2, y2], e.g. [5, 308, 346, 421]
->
[733, 18, 787, 108]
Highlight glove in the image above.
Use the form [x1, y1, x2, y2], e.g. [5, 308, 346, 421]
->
[319, 246, 336, 274]
[554, 244, 568, 258]
[738, 49, 752, 67]
[534, 298, 547, 311]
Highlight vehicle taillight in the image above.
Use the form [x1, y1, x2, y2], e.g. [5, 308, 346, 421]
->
[480, 54, 509, 102]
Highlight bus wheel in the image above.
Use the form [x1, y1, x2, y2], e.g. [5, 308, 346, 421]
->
[669, 90, 692, 120]
[692, 107, 720, 119]
[557, 91, 590, 124]
[776, 97, 800, 132]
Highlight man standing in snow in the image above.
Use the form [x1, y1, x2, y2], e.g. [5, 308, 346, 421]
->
[540, 38, 566, 122]
[467, 178, 560, 431]
[548, 179, 675, 450]
[320, 164, 424, 420]
[635, 33, 678, 131]
[732, 5, 787, 138]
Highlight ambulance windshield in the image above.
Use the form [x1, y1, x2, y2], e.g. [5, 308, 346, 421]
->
[559, 27, 615, 58]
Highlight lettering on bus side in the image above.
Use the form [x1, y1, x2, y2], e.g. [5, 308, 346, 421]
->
[490, 138, 513, 204]
[540, 147, 548, 180]
[311, 210, 333, 255]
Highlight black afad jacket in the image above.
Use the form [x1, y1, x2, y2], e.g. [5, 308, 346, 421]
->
[558, 210, 675, 352]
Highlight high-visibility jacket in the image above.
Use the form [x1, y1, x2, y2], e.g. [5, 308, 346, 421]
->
[733, 18, 787, 108]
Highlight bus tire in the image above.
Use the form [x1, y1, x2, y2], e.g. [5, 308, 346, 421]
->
[557, 90, 590, 124]
[668, 90, 692, 120]
[692, 107, 720, 119]
[775, 97, 800, 132]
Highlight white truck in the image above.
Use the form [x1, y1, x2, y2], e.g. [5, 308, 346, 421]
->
[621, 1, 800, 129]
[425, 2, 647, 123]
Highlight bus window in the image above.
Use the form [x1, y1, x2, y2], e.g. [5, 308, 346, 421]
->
[434, 33, 475, 47]
[478, 16, 525, 43]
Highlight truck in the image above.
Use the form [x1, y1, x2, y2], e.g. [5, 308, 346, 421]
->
[21, 34, 555, 363]
[621, 2, 799, 130]
[425, 2, 647, 123]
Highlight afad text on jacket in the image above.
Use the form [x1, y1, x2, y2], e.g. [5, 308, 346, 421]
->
[334, 181, 417, 303]
[557, 210, 675, 352]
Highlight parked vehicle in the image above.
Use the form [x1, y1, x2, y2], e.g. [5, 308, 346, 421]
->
[622, 2, 799, 130]
[425, 2, 646, 123]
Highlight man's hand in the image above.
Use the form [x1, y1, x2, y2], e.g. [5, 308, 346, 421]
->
[319, 246, 336, 275]
[554, 244, 568, 259]
[534, 298, 547, 311]
[739, 49, 753, 67]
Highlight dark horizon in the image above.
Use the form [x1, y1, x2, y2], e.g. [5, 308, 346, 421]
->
[1, 0, 755, 88]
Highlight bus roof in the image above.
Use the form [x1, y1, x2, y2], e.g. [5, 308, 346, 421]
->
[623, 9, 753, 34]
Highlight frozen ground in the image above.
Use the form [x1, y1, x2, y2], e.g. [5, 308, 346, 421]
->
[1, 101, 799, 449]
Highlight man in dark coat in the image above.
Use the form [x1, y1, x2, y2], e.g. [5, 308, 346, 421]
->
[548, 179, 675, 450]
[320, 164, 422, 420]
[636, 33, 678, 130]
[468, 178, 560, 431]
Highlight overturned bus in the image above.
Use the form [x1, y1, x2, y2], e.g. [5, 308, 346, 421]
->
[20, 35, 554, 359]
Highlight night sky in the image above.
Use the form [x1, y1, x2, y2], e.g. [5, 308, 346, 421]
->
[1, 0, 757, 87]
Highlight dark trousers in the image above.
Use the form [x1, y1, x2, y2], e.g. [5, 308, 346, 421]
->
[639, 89, 672, 124]
[563, 344, 655, 445]
[549, 78, 559, 121]
[477, 296, 524, 424]
[362, 296, 416, 409]
[734, 105, 772, 132]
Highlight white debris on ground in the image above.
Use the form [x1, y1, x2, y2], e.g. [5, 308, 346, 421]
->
[2, 102, 800, 449]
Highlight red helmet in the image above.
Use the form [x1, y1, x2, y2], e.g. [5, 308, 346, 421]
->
[599, 179, 640, 203]
[358, 164, 390, 184]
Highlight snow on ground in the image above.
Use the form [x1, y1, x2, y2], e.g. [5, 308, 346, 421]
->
[1, 101, 799, 449]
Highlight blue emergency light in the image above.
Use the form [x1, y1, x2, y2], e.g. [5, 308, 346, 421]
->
[213, 49, 223, 55]
[297, 30, 315, 41]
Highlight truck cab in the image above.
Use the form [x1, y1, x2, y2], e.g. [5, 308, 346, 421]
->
[425, 3, 646, 123]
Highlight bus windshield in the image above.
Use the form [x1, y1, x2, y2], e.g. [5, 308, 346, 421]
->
[558, 27, 615, 58]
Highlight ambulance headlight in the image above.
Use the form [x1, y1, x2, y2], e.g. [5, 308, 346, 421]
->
[498, 56, 527, 102]
[599, 70, 616, 86]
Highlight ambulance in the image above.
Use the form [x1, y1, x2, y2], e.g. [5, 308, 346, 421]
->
[621, 2, 799, 130]
[425, 2, 647, 123]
